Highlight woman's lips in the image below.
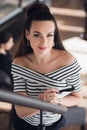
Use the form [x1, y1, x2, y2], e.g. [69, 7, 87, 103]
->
[38, 47, 47, 50]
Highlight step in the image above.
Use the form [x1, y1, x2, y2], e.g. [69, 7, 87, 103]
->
[51, 7, 86, 18]
[54, 15, 85, 27]
[57, 21, 84, 33]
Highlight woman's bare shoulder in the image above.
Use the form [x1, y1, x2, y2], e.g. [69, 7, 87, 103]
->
[13, 54, 32, 67]
[64, 50, 75, 60]
[58, 50, 76, 65]
[13, 56, 25, 66]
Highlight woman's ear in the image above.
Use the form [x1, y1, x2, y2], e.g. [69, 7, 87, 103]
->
[25, 29, 30, 40]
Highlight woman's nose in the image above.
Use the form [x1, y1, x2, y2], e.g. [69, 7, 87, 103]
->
[41, 36, 47, 44]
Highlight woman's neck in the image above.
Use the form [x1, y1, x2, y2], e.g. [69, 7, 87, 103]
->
[33, 49, 54, 65]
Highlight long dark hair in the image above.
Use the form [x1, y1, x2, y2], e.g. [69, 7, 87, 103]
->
[15, 2, 65, 57]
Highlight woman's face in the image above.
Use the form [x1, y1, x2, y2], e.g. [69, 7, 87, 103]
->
[25, 20, 55, 55]
[1, 37, 14, 51]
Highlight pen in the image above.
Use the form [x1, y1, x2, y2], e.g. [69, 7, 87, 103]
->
[59, 86, 74, 93]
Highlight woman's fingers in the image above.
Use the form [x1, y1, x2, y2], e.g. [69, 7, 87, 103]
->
[38, 88, 59, 105]
[43, 88, 58, 103]
[44, 88, 59, 93]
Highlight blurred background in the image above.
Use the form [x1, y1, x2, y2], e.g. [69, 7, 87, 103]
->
[0, 0, 87, 130]
[0, 0, 87, 42]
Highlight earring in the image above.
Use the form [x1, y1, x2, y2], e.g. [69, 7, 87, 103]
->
[27, 40, 29, 47]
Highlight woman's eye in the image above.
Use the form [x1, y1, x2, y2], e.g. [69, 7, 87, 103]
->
[47, 34, 54, 37]
[33, 34, 39, 37]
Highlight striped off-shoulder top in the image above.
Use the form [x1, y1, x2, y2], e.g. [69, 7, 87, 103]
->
[11, 59, 82, 126]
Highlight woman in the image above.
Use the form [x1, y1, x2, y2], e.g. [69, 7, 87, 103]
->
[0, 31, 14, 88]
[11, 1, 82, 130]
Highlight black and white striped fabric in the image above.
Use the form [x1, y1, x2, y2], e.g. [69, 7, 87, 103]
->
[11, 59, 82, 126]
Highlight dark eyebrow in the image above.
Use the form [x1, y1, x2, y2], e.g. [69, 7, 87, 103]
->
[33, 31, 40, 34]
[33, 31, 54, 34]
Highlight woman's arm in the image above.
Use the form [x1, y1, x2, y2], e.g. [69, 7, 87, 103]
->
[15, 89, 82, 118]
[39, 88, 82, 107]
[60, 90, 82, 107]
[15, 92, 40, 118]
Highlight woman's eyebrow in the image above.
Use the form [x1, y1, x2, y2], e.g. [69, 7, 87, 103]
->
[33, 31, 40, 34]
[33, 31, 54, 34]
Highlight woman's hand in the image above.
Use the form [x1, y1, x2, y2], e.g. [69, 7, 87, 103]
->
[38, 88, 59, 105]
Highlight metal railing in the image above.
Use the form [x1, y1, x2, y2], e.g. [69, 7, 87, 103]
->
[0, 89, 67, 130]
[0, 89, 67, 114]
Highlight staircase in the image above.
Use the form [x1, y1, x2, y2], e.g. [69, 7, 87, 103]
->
[50, 0, 86, 40]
